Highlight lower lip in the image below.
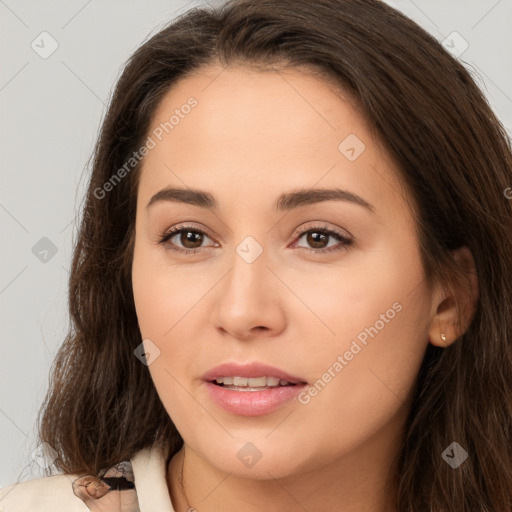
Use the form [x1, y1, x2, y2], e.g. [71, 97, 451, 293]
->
[204, 381, 307, 416]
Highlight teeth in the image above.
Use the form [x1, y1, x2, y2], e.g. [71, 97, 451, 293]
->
[247, 377, 267, 387]
[233, 376, 248, 386]
[214, 376, 292, 387]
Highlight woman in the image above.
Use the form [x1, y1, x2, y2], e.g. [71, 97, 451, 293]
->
[1, 0, 511, 510]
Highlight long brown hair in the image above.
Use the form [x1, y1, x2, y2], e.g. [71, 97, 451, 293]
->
[37, 0, 512, 509]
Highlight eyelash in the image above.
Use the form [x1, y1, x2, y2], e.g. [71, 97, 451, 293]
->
[158, 223, 354, 255]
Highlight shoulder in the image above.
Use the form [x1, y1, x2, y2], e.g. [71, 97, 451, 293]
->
[0, 473, 89, 512]
[0, 441, 172, 512]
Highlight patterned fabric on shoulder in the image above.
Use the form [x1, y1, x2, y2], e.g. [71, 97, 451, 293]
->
[72, 460, 140, 511]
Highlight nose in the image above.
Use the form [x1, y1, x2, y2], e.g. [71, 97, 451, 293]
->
[209, 242, 287, 341]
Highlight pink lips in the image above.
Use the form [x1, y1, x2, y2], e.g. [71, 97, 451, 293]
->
[202, 362, 308, 417]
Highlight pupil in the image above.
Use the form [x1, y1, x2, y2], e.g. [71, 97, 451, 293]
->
[182, 231, 202, 248]
[308, 231, 327, 248]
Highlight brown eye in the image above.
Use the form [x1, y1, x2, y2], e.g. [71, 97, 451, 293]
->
[294, 226, 353, 254]
[159, 225, 216, 254]
[304, 231, 329, 249]
[175, 229, 204, 249]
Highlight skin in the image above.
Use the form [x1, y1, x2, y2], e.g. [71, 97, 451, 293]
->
[131, 64, 478, 512]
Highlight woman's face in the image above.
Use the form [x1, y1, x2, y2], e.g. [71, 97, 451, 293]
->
[131, 64, 439, 479]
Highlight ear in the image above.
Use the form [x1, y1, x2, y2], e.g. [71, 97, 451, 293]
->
[428, 246, 479, 347]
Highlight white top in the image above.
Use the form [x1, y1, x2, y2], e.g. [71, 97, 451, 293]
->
[0, 440, 177, 512]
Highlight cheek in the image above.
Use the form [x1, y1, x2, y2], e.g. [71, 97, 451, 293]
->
[297, 294, 428, 462]
[131, 242, 211, 408]
[131, 239, 197, 339]
[290, 246, 431, 442]
[280, 239, 429, 357]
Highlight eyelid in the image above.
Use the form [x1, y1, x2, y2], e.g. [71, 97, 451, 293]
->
[293, 221, 352, 241]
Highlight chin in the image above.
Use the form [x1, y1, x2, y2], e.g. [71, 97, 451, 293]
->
[190, 435, 316, 481]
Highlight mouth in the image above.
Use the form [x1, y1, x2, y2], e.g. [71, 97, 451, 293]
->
[209, 375, 303, 391]
[201, 362, 308, 416]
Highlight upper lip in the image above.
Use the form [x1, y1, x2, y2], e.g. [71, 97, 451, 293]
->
[202, 362, 307, 384]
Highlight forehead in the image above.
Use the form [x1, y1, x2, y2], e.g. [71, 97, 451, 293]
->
[148, 64, 367, 155]
[137, 64, 411, 219]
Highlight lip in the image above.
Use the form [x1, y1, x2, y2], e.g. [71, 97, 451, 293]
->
[201, 362, 308, 417]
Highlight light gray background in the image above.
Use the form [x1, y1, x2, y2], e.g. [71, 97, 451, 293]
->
[1, 0, 511, 487]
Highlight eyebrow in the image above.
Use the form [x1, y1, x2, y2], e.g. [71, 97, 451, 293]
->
[146, 187, 375, 213]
